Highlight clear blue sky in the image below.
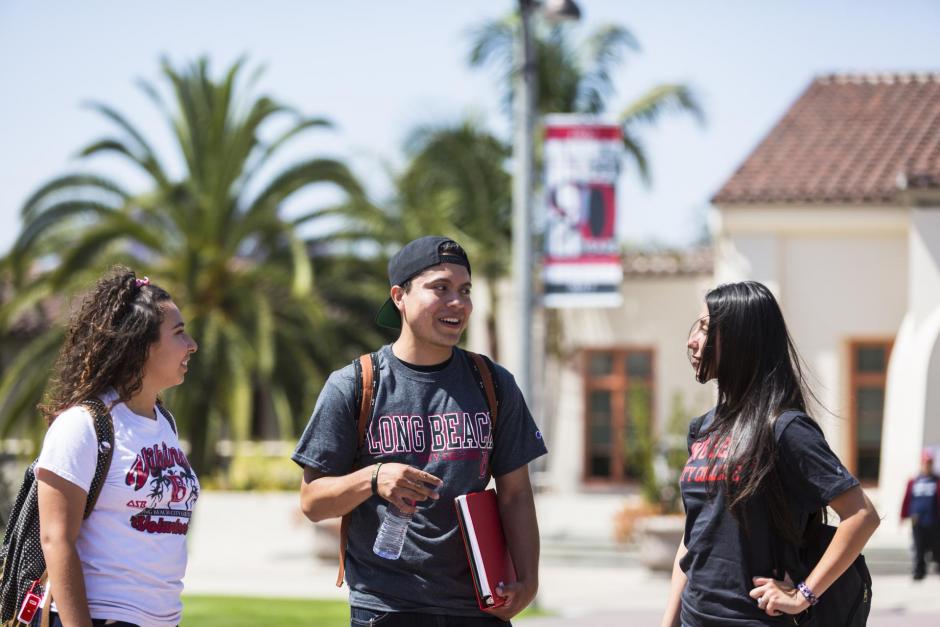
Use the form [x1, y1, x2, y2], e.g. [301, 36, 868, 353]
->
[1, 0, 938, 255]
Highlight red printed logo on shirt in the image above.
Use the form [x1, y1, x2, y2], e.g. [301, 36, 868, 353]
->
[680, 434, 743, 484]
[124, 441, 198, 534]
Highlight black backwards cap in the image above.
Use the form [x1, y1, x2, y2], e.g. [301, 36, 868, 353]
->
[375, 236, 471, 329]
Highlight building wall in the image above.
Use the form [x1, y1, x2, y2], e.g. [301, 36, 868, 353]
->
[469, 204, 913, 514]
[713, 204, 909, 475]
[547, 275, 717, 493]
[468, 272, 716, 494]
[781, 236, 907, 451]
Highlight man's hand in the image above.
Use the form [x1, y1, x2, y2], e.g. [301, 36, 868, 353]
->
[375, 463, 443, 513]
[484, 579, 538, 621]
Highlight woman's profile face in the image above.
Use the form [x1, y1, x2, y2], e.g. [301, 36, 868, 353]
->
[687, 302, 714, 381]
[141, 301, 198, 392]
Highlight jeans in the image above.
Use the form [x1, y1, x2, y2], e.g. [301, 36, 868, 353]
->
[350, 607, 510, 626]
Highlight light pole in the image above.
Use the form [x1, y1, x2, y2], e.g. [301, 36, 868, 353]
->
[512, 0, 580, 403]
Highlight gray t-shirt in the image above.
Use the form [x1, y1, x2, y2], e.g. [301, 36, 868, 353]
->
[292, 345, 548, 616]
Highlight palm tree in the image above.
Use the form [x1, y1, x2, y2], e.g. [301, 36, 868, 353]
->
[0, 57, 371, 473]
[468, 17, 704, 184]
[394, 120, 512, 359]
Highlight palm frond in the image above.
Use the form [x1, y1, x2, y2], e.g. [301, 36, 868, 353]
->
[620, 83, 705, 128]
[0, 326, 65, 438]
[20, 174, 128, 221]
[0, 56, 375, 476]
[621, 130, 651, 186]
[82, 101, 171, 186]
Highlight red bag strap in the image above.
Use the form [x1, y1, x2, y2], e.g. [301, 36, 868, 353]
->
[337, 352, 377, 587]
[466, 351, 498, 427]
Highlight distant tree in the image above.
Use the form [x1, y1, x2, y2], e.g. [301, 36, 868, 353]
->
[0, 57, 372, 473]
[393, 120, 512, 359]
[468, 17, 704, 183]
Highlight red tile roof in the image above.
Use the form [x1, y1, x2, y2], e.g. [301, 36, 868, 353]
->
[712, 73, 940, 205]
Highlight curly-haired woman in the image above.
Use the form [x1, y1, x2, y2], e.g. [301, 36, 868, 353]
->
[34, 268, 198, 627]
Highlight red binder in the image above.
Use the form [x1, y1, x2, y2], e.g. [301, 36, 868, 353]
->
[454, 489, 517, 610]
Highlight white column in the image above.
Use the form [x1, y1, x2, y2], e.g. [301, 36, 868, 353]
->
[881, 205, 940, 532]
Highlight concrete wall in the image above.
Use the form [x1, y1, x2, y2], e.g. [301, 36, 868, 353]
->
[781, 236, 907, 452]
[469, 202, 916, 515]
[467, 272, 715, 494]
[544, 275, 717, 493]
[713, 205, 908, 465]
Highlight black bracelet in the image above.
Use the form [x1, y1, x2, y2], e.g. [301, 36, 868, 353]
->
[371, 463, 383, 496]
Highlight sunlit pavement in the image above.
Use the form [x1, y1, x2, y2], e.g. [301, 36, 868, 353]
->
[517, 610, 940, 626]
[521, 563, 940, 626]
[183, 493, 940, 625]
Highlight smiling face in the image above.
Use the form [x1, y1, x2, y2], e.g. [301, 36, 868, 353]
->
[141, 301, 198, 392]
[392, 263, 472, 361]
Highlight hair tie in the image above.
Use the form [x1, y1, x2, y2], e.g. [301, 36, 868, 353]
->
[135, 277, 150, 288]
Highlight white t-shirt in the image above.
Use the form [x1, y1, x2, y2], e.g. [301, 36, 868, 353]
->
[36, 391, 199, 627]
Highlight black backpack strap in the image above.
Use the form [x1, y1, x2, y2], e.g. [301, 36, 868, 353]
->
[155, 401, 178, 434]
[687, 408, 713, 452]
[353, 357, 364, 426]
[0, 401, 113, 623]
[767, 410, 819, 580]
[81, 399, 114, 519]
[773, 409, 806, 442]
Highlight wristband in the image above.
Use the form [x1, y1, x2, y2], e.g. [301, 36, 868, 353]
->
[371, 463, 383, 496]
[796, 581, 818, 606]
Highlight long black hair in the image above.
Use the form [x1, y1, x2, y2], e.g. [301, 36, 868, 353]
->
[695, 281, 816, 543]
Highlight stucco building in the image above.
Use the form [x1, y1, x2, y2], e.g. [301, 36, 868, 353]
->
[475, 72, 940, 540]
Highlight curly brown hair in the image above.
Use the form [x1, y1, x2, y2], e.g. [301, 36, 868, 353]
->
[40, 266, 173, 424]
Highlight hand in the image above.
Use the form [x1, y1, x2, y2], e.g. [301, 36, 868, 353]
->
[484, 579, 537, 621]
[375, 463, 442, 513]
[749, 576, 810, 617]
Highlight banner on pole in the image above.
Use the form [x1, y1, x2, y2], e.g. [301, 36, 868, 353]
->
[542, 115, 623, 308]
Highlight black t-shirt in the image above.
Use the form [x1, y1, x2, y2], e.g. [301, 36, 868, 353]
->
[678, 410, 859, 626]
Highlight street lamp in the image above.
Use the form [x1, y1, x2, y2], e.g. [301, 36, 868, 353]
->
[512, 0, 581, 403]
[543, 0, 582, 21]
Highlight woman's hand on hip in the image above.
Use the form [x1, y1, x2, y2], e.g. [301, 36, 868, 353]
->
[750, 576, 810, 617]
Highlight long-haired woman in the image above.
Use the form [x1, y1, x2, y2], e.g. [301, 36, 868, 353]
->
[35, 268, 198, 627]
[661, 281, 880, 626]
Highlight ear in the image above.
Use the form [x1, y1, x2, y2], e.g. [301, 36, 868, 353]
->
[390, 285, 405, 312]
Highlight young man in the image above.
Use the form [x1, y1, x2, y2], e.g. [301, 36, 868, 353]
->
[293, 236, 547, 626]
[901, 448, 940, 580]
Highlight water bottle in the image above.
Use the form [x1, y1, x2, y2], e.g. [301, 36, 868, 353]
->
[373, 504, 412, 559]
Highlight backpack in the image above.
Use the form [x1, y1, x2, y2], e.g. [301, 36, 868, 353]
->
[0, 399, 178, 626]
[687, 409, 872, 626]
[334, 350, 499, 587]
[0, 399, 113, 627]
[770, 411, 872, 627]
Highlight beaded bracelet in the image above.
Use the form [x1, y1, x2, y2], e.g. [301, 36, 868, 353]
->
[371, 463, 383, 496]
[796, 581, 819, 606]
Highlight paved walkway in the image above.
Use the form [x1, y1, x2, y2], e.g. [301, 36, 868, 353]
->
[519, 610, 940, 627]
[183, 492, 940, 624]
